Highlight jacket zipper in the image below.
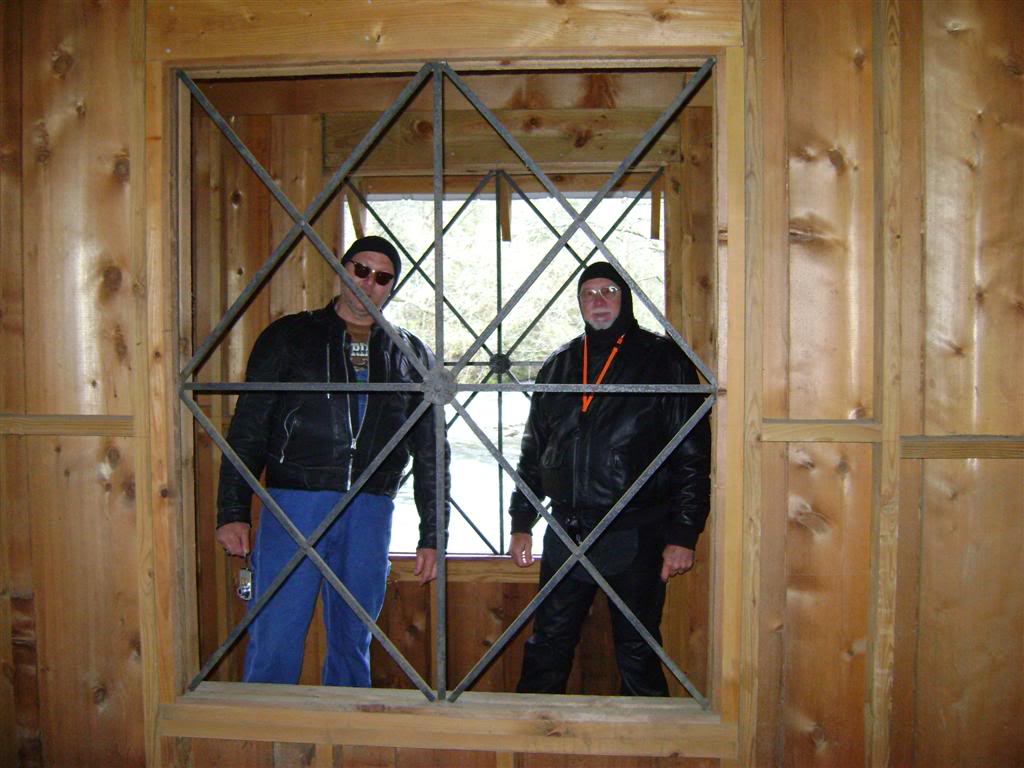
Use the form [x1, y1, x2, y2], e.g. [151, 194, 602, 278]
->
[278, 405, 301, 463]
[326, 342, 331, 400]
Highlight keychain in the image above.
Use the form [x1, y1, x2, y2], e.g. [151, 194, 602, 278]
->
[237, 555, 254, 601]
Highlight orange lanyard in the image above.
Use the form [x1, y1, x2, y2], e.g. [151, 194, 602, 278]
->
[582, 334, 625, 413]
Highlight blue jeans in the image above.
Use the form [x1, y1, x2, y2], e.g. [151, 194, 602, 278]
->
[243, 488, 394, 686]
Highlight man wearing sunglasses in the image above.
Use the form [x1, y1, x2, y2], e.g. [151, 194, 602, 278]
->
[507, 261, 711, 696]
[216, 235, 450, 687]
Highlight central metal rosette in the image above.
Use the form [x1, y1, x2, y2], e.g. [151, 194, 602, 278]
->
[421, 367, 457, 405]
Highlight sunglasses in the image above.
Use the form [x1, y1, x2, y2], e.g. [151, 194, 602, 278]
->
[350, 259, 395, 286]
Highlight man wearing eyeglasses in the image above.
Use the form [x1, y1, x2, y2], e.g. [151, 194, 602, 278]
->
[216, 235, 450, 687]
[508, 261, 711, 696]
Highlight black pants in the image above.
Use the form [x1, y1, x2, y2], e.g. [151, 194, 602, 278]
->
[516, 528, 669, 696]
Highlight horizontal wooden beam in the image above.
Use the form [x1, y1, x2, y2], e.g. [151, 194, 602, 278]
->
[900, 435, 1024, 460]
[159, 683, 737, 758]
[198, 71, 714, 117]
[147, 1, 741, 66]
[761, 421, 1023, 459]
[323, 108, 679, 175]
[0, 413, 135, 436]
[390, 555, 536, 584]
[760, 419, 882, 443]
[359, 171, 660, 195]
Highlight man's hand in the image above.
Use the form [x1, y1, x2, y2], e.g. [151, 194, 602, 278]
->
[660, 544, 695, 582]
[216, 522, 251, 557]
[508, 533, 535, 568]
[414, 548, 438, 585]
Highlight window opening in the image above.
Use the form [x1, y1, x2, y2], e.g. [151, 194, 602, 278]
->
[180, 59, 717, 705]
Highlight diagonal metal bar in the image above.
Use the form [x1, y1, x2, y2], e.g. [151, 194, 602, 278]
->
[440, 60, 712, 377]
[441, 60, 716, 384]
[343, 175, 499, 360]
[498, 169, 665, 360]
[184, 395, 435, 697]
[179, 65, 433, 382]
[447, 393, 715, 703]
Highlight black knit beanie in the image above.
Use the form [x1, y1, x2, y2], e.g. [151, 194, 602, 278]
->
[341, 235, 402, 284]
[577, 262, 636, 347]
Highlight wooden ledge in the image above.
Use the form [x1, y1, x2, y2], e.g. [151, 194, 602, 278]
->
[158, 683, 736, 758]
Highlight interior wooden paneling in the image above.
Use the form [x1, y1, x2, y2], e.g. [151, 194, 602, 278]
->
[21, 1, 135, 416]
[145, 1, 741, 65]
[784, 0, 875, 421]
[783, 442, 872, 767]
[916, 459, 1024, 766]
[28, 436, 144, 767]
[922, 0, 1024, 438]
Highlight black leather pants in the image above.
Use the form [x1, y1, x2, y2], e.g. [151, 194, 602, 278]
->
[516, 529, 669, 696]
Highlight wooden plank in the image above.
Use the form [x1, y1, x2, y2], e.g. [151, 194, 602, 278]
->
[323, 108, 680, 175]
[146, 1, 741, 65]
[159, 683, 737, 758]
[360, 171, 659, 196]
[269, 113, 336, 320]
[28, 436, 145, 766]
[923, 0, 1024, 439]
[1, 435, 42, 768]
[867, 1, 902, 762]
[900, 434, 1024, 460]
[0, 413, 134, 436]
[750, 1, 786, 763]
[199, 70, 715, 117]
[761, 419, 883, 444]
[784, 443, 872, 767]
[891, 2, 924, 759]
[0, 0, 23, 418]
[22, 0, 135, 417]
[719, 39, 744, 746]
[389, 555, 538, 584]
[916, 459, 1024, 766]
[785, 0, 875, 422]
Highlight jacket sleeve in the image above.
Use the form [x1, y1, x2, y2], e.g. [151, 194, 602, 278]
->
[407, 337, 451, 550]
[215, 322, 286, 528]
[663, 349, 712, 549]
[508, 357, 554, 535]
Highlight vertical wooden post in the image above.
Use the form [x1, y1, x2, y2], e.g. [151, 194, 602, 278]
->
[868, 0, 902, 764]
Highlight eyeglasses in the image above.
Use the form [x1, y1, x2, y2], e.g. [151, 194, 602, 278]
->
[350, 260, 395, 286]
[579, 284, 622, 302]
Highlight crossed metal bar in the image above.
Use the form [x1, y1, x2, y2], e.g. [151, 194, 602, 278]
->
[179, 58, 716, 703]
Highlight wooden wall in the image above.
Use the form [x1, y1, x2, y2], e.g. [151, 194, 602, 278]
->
[0, 1, 1021, 767]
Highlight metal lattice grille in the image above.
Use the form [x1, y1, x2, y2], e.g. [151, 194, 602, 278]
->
[179, 59, 717, 704]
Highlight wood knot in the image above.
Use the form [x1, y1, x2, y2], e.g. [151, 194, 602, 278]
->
[852, 49, 865, 69]
[123, 479, 136, 500]
[827, 147, 847, 172]
[945, 20, 968, 35]
[522, 115, 542, 131]
[230, 189, 243, 207]
[114, 154, 130, 181]
[100, 265, 123, 297]
[51, 47, 73, 78]
[113, 324, 128, 361]
[572, 128, 592, 148]
[92, 685, 107, 705]
[652, 10, 670, 22]
[412, 119, 433, 138]
[33, 123, 51, 165]
[106, 447, 121, 466]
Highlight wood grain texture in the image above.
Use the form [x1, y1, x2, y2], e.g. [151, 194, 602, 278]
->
[785, 0, 875, 422]
[916, 459, 1024, 766]
[783, 442, 871, 768]
[323, 108, 680, 175]
[923, 0, 1024, 438]
[29, 436, 145, 767]
[160, 683, 736, 757]
[200, 70, 715, 118]
[21, 1, 135, 416]
[0, 0, 23, 418]
[146, 1, 741, 65]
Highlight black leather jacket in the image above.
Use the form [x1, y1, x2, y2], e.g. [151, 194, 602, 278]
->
[509, 326, 711, 549]
[216, 300, 450, 549]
